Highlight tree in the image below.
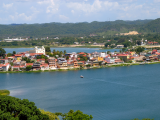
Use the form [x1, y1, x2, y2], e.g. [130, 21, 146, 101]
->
[107, 51, 110, 54]
[39, 109, 59, 120]
[64, 50, 66, 55]
[135, 47, 145, 54]
[0, 48, 6, 58]
[26, 65, 32, 71]
[7, 53, 12, 57]
[45, 47, 51, 53]
[60, 110, 93, 120]
[0, 95, 49, 120]
[66, 56, 69, 60]
[137, 40, 141, 45]
[13, 51, 16, 55]
[105, 42, 111, 47]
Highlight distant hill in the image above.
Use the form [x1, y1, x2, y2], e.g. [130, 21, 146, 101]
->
[0, 19, 158, 38]
[141, 18, 160, 33]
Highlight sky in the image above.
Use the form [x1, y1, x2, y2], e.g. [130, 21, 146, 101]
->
[1, 0, 160, 24]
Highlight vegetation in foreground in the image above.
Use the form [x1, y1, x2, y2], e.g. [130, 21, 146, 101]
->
[0, 95, 93, 120]
[0, 90, 10, 95]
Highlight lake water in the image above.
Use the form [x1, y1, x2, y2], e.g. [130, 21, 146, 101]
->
[1, 64, 160, 120]
[4, 47, 119, 54]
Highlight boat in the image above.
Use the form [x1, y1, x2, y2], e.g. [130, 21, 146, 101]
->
[140, 62, 145, 65]
[80, 75, 84, 78]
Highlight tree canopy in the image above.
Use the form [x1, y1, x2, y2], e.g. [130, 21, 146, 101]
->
[0, 48, 6, 58]
[0, 95, 49, 120]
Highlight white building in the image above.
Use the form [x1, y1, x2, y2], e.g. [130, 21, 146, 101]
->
[105, 57, 115, 64]
[29, 46, 45, 55]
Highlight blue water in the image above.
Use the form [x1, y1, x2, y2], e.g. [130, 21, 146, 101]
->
[0, 64, 160, 120]
[4, 48, 119, 54]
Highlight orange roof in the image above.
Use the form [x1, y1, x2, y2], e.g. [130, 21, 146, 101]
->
[0, 64, 3, 67]
[79, 52, 85, 55]
[2, 63, 10, 67]
[37, 59, 45, 62]
[14, 54, 23, 57]
[26, 63, 33, 66]
[30, 53, 44, 56]
[40, 63, 49, 67]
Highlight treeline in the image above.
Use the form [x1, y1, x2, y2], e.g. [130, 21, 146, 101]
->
[1, 33, 160, 48]
[0, 19, 159, 38]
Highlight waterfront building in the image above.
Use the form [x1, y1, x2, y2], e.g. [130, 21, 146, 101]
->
[32, 63, 41, 70]
[29, 46, 45, 55]
[48, 57, 57, 69]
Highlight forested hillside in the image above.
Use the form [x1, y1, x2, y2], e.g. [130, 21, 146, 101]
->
[0, 19, 159, 38]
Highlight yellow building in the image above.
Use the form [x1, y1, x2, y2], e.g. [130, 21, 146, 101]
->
[98, 57, 103, 61]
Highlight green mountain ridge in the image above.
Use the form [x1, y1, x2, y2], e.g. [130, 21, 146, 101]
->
[0, 19, 159, 38]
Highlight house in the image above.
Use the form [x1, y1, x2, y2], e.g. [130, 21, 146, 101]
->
[152, 49, 157, 54]
[40, 63, 49, 70]
[74, 61, 84, 68]
[57, 58, 67, 68]
[1, 63, 10, 71]
[14, 54, 23, 61]
[32, 63, 41, 70]
[48, 57, 57, 69]
[116, 45, 124, 48]
[29, 46, 45, 55]
[0, 64, 3, 71]
[37, 59, 45, 64]
[117, 54, 130, 62]
[105, 57, 115, 64]
[0, 59, 8, 64]
[26, 63, 33, 67]
[74, 42, 79, 45]
[114, 58, 124, 64]
[92, 61, 100, 66]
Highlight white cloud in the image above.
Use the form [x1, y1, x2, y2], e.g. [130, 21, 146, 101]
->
[38, 0, 59, 14]
[71, 10, 75, 14]
[3, 3, 13, 9]
[10, 13, 33, 21]
[59, 15, 69, 21]
[67, 0, 119, 14]
[154, 0, 160, 2]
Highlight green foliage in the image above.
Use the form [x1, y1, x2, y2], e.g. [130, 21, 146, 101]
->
[22, 57, 33, 63]
[86, 64, 91, 68]
[137, 40, 141, 45]
[0, 48, 6, 58]
[105, 42, 111, 47]
[7, 53, 12, 57]
[66, 56, 69, 60]
[0, 95, 49, 120]
[39, 109, 59, 120]
[26, 65, 32, 71]
[45, 47, 51, 53]
[0, 90, 10, 95]
[12, 51, 16, 55]
[61, 110, 93, 120]
[135, 47, 145, 54]
[78, 56, 88, 61]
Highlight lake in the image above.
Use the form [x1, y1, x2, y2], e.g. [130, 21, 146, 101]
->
[0, 64, 160, 120]
[4, 47, 119, 54]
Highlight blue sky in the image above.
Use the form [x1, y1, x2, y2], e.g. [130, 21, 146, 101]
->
[1, 0, 160, 24]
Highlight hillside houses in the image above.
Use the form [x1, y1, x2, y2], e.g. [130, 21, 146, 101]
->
[1, 47, 160, 72]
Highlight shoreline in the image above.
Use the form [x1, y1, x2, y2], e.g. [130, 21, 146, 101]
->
[0, 62, 159, 74]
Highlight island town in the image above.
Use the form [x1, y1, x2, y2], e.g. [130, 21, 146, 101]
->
[0, 46, 160, 72]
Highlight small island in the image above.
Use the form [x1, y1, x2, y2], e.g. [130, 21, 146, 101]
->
[1, 46, 160, 73]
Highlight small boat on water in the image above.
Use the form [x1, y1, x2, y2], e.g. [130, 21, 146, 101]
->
[140, 62, 145, 65]
[80, 75, 84, 78]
